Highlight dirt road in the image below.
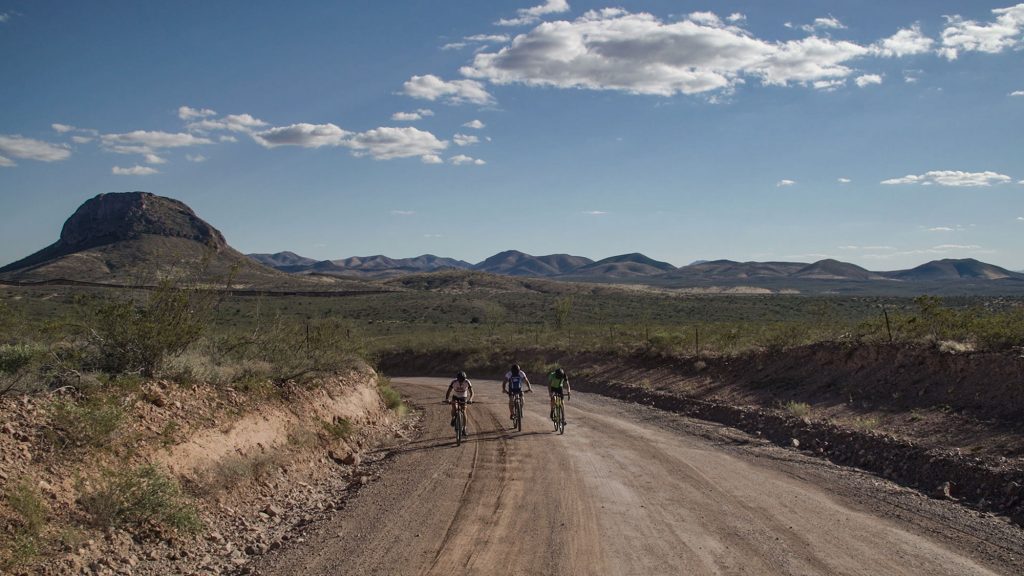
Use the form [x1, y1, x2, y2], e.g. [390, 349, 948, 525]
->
[256, 378, 1024, 575]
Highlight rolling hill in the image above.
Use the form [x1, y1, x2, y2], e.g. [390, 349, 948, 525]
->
[884, 259, 1022, 281]
[0, 192, 364, 290]
[474, 250, 593, 276]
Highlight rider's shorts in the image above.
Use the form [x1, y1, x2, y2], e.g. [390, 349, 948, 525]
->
[452, 396, 468, 405]
[549, 387, 565, 398]
[507, 387, 523, 396]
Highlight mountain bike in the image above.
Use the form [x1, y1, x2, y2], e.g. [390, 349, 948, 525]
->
[448, 398, 470, 445]
[551, 394, 566, 434]
[511, 391, 524, 432]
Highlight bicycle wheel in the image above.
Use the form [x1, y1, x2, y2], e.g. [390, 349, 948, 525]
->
[553, 402, 561, 432]
[515, 396, 523, 432]
[558, 403, 565, 435]
[455, 410, 463, 446]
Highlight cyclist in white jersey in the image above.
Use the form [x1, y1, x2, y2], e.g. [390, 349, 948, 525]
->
[502, 363, 533, 421]
[445, 371, 474, 429]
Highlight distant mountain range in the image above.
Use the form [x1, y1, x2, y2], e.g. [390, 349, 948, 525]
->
[248, 249, 1024, 286]
[2, 191, 1021, 295]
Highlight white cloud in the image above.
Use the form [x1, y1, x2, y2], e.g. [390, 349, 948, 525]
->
[391, 210, 416, 216]
[392, 109, 434, 121]
[882, 170, 1012, 187]
[776, 179, 796, 187]
[463, 119, 486, 129]
[1012, 90, 1024, 96]
[402, 74, 494, 105]
[496, 0, 570, 27]
[583, 210, 607, 215]
[52, 123, 76, 133]
[464, 9, 871, 97]
[178, 106, 217, 120]
[71, 135, 94, 144]
[0, 156, 14, 167]
[726, 13, 746, 23]
[253, 122, 448, 161]
[143, 153, 166, 165]
[1017, 216, 1024, 221]
[423, 234, 444, 239]
[939, 4, 1024, 60]
[100, 130, 212, 155]
[903, 69, 923, 83]
[928, 227, 955, 232]
[814, 79, 845, 91]
[421, 154, 444, 164]
[838, 177, 852, 183]
[112, 165, 159, 176]
[466, 34, 511, 43]
[799, 16, 846, 33]
[855, 74, 883, 87]
[252, 123, 349, 148]
[446, 34, 512, 50]
[186, 154, 206, 163]
[453, 133, 480, 146]
[347, 127, 449, 160]
[219, 135, 238, 143]
[0, 135, 72, 163]
[871, 25, 934, 57]
[187, 113, 267, 134]
[0, 13, 10, 23]
[450, 154, 486, 165]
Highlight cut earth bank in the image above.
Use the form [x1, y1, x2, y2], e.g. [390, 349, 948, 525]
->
[0, 363, 414, 576]
[377, 342, 1024, 527]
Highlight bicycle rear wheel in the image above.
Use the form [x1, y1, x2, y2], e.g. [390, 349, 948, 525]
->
[455, 410, 464, 446]
[515, 396, 523, 432]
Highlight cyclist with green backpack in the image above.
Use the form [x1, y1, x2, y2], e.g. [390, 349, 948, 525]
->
[547, 367, 570, 422]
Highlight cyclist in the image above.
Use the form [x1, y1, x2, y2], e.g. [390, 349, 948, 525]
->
[445, 371, 474, 432]
[502, 364, 533, 421]
[547, 367, 570, 422]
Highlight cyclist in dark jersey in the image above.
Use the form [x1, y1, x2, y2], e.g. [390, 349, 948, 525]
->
[502, 363, 533, 420]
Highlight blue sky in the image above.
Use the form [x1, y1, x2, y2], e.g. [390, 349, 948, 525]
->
[1, 0, 1022, 270]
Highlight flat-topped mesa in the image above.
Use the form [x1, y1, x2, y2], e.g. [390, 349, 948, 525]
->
[59, 191, 227, 250]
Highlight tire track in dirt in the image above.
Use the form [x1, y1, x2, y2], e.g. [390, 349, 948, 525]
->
[254, 379, 1020, 576]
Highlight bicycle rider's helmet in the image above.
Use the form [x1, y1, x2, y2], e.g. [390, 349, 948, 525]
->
[554, 368, 566, 379]
[511, 363, 520, 374]
[456, 371, 467, 382]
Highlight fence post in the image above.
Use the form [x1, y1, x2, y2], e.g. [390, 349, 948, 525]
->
[883, 307, 893, 343]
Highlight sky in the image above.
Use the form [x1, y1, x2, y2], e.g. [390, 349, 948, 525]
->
[1, 0, 1022, 271]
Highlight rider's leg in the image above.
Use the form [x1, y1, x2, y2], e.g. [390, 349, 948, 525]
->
[508, 394, 515, 419]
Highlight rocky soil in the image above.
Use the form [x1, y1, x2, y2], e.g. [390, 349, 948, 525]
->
[0, 366, 414, 575]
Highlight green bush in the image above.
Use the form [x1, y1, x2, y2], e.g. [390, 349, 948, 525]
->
[1, 481, 49, 569]
[784, 401, 811, 418]
[320, 417, 353, 440]
[377, 376, 403, 412]
[0, 343, 40, 374]
[48, 396, 124, 449]
[82, 281, 215, 377]
[79, 464, 201, 534]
